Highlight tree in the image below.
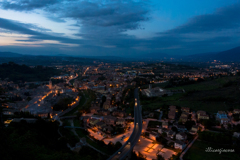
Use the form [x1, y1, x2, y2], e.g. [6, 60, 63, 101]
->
[162, 132, 167, 138]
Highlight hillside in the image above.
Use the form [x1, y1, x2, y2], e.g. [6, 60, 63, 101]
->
[216, 46, 240, 61]
[0, 52, 23, 57]
[141, 76, 240, 113]
[181, 46, 240, 62]
[0, 62, 61, 82]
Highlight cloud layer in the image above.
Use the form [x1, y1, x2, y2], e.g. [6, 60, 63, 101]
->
[0, 0, 240, 56]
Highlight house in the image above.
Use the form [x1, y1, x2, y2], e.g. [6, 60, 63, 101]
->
[98, 109, 110, 116]
[89, 119, 100, 126]
[103, 99, 112, 110]
[167, 130, 176, 139]
[220, 118, 229, 124]
[169, 105, 176, 111]
[90, 106, 100, 114]
[233, 132, 240, 138]
[181, 107, 190, 113]
[216, 111, 228, 119]
[104, 115, 117, 126]
[168, 111, 176, 120]
[102, 125, 113, 134]
[189, 125, 198, 134]
[149, 132, 158, 141]
[158, 128, 168, 134]
[95, 121, 106, 129]
[112, 110, 126, 118]
[174, 140, 186, 150]
[176, 132, 187, 141]
[162, 121, 168, 129]
[174, 124, 187, 132]
[116, 118, 125, 126]
[179, 112, 189, 123]
[197, 110, 209, 120]
[233, 109, 240, 114]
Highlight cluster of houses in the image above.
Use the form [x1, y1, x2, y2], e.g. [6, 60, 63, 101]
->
[82, 110, 127, 137]
[145, 105, 240, 151]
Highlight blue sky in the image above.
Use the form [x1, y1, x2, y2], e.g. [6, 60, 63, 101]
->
[0, 0, 240, 56]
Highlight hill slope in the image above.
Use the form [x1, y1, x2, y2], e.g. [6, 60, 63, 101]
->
[0, 52, 23, 57]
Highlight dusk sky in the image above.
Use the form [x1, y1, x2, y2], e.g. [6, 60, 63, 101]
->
[0, 0, 240, 57]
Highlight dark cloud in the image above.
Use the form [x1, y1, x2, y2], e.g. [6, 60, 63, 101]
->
[0, 17, 83, 44]
[161, 3, 240, 35]
[1, 1, 240, 56]
[0, 0, 61, 11]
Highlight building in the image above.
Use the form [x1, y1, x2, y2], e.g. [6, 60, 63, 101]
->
[197, 110, 209, 120]
[233, 132, 240, 138]
[174, 124, 187, 132]
[112, 110, 126, 118]
[95, 121, 106, 130]
[162, 121, 168, 129]
[89, 119, 100, 126]
[158, 128, 168, 134]
[216, 111, 228, 119]
[141, 85, 173, 97]
[103, 99, 112, 110]
[116, 118, 125, 126]
[220, 118, 229, 124]
[104, 115, 117, 126]
[176, 132, 187, 141]
[149, 132, 158, 141]
[168, 111, 176, 120]
[179, 112, 188, 123]
[189, 125, 198, 134]
[167, 130, 176, 139]
[181, 107, 190, 113]
[102, 125, 113, 134]
[98, 109, 110, 116]
[233, 109, 240, 114]
[174, 140, 186, 150]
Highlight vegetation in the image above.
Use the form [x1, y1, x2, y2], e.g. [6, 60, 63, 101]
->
[198, 131, 232, 144]
[0, 62, 61, 82]
[0, 120, 82, 160]
[53, 97, 74, 111]
[141, 76, 240, 113]
[147, 121, 162, 128]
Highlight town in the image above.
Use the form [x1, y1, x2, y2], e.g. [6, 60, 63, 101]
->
[1, 60, 240, 160]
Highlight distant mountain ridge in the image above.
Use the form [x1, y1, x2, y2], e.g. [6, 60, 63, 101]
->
[0, 52, 23, 57]
[181, 46, 240, 62]
[1, 46, 240, 62]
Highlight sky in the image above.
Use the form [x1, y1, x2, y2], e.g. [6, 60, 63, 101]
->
[0, 0, 240, 57]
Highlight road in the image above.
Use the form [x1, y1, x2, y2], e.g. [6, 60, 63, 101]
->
[66, 73, 78, 86]
[108, 88, 142, 160]
[179, 135, 198, 160]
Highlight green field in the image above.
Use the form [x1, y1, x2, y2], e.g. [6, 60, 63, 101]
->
[64, 89, 95, 116]
[141, 76, 240, 113]
[183, 140, 240, 160]
[64, 94, 86, 116]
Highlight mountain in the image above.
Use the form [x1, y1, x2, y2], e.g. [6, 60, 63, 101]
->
[181, 46, 240, 62]
[215, 46, 240, 61]
[0, 52, 23, 57]
[135, 52, 178, 61]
